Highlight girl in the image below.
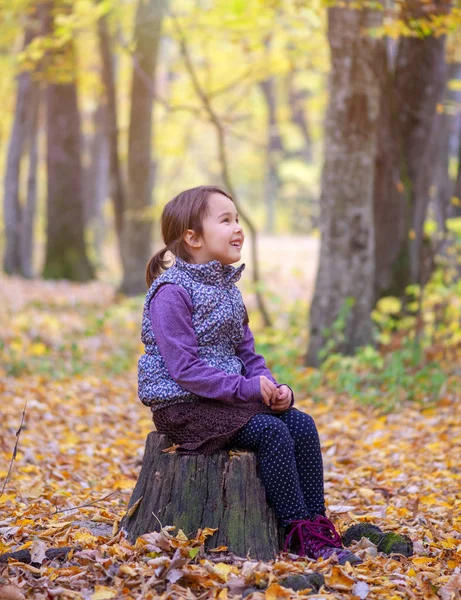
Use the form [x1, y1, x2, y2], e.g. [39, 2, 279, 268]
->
[138, 185, 359, 565]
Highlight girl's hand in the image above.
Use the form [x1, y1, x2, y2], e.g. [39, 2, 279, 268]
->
[271, 385, 292, 413]
[260, 376, 278, 407]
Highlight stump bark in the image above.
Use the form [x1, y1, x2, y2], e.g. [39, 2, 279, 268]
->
[121, 432, 284, 560]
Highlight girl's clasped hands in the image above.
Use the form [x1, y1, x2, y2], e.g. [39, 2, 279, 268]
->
[260, 376, 292, 412]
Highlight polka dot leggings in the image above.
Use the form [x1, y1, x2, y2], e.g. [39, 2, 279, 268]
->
[230, 409, 325, 526]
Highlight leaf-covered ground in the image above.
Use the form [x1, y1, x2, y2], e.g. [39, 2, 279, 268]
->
[1, 274, 461, 600]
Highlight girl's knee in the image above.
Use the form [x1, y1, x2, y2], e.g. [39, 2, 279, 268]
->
[285, 410, 319, 438]
[261, 416, 294, 444]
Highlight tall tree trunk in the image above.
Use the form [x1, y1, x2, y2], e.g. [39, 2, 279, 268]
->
[306, 3, 382, 367]
[259, 78, 284, 233]
[20, 84, 40, 278]
[373, 41, 409, 298]
[120, 0, 166, 295]
[84, 103, 110, 264]
[98, 10, 125, 260]
[432, 62, 461, 229]
[286, 70, 313, 163]
[42, 3, 94, 281]
[374, 0, 449, 297]
[3, 24, 39, 276]
[397, 33, 447, 283]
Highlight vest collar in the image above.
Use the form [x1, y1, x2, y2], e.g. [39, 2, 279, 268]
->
[175, 257, 245, 286]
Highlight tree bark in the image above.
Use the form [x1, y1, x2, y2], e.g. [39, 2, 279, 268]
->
[20, 84, 40, 279]
[286, 70, 313, 163]
[42, 3, 94, 281]
[306, 4, 382, 367]
[98, 10, 125, 259]
[121, 432, 284, 560]
[119, 0, 166, 295]
[259, 78, 284, 233]
[396, 29, 447, 284]
[374, 0, 450, 297]
[84, 103, 110, 263]
[3, 23, 39, 276]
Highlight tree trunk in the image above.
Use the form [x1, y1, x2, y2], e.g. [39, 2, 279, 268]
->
[306, 3, 382, 367]
[374, 0, 450, 297]
[259, 78, 284, 233]
[286, 70, 313, 163]
[42, 3, 94, 281]
[3, 23, 39, 276]
[98, 9, 125, 259]
[396, 32, 447, 284]
[119, 0, 166, 295]
[447, 63, 461, 219]
[84, 103, 110, 263]
[20, 84, 40, 279]
[373, 41, 408, 298]
[121, 432, 284, 560]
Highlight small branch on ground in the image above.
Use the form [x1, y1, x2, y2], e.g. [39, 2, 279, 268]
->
[0, 399, 27, 500]
[52, 491, 116, 514]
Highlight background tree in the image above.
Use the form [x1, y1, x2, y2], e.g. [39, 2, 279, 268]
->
[306, 1, 383, 367]
[42, 1, 94, 281]
[3, 9, 40, 278]
[374, 0, 451, 298]
[119, 0, 167, 295]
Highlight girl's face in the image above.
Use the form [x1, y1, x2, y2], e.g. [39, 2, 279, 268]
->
[187, 193, 244, 265]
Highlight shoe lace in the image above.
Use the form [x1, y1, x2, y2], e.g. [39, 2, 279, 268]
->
[284, 516, 343, 555]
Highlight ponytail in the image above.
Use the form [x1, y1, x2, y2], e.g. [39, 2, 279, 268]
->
[146, 247, 169, 288]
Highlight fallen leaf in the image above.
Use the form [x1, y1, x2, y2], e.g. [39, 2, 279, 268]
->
[265, 583, 292, 599]
[0, 585, 26, 600]
[325, 566, 355, 591]
[125, 497, 143, 518]
[439, 572, 461, 600]
[30, 540, 47, 565]
[91, 585, 117, 599]
[352, 581, 370, 599]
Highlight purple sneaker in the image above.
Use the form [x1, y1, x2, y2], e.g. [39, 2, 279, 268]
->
[284, 515, 362, 565]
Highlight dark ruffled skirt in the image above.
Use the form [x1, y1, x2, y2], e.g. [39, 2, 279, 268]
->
[151, 399, 273, 454]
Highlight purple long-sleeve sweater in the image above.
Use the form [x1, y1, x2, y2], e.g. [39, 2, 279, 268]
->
[149, 284, 292, 405]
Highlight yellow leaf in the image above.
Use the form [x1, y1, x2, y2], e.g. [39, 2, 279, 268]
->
[119, 564, 137, 576]
[176, 529, 188, 541]
[114, 478, 135, 491]
[408, 229, 416, 240]
[376, 297, 401, 315]
[358, 487, 376, 501]
[265, 583, 292, 599]
[30, 342, 48, 356]
[411, 557, 434, 565]
[91, 586, 117, 600]
[213, 562, 237, 582]
[325, 566, 355, 591]
[125, 497, 143, 518]
[210, 545, 228, 552]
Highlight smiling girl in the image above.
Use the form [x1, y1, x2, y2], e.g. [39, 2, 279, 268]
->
[137, 185, 359, 564]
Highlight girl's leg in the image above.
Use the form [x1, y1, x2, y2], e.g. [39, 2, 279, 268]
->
[277, 409, 326, 518]
[230, 414, 310, 525]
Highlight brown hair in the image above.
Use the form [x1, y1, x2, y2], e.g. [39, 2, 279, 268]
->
[146, 185, 234, 287]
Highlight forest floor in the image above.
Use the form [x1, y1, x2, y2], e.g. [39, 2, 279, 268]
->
[1, 258, 461, 599]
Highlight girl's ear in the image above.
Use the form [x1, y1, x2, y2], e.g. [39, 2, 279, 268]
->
[183, 229, 202, 249]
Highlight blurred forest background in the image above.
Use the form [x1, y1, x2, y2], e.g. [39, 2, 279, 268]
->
[1, 0, 461, 373]
[3, 4, 461, 597]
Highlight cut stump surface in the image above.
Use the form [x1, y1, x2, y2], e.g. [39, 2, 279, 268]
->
[121, 432, 284, 560]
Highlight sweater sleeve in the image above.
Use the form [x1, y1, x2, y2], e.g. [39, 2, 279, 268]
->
[236, 324, 295, 406]
[149, 284, 262, 405]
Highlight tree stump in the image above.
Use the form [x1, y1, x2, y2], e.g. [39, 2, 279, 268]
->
[121, 432, 284, 560]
